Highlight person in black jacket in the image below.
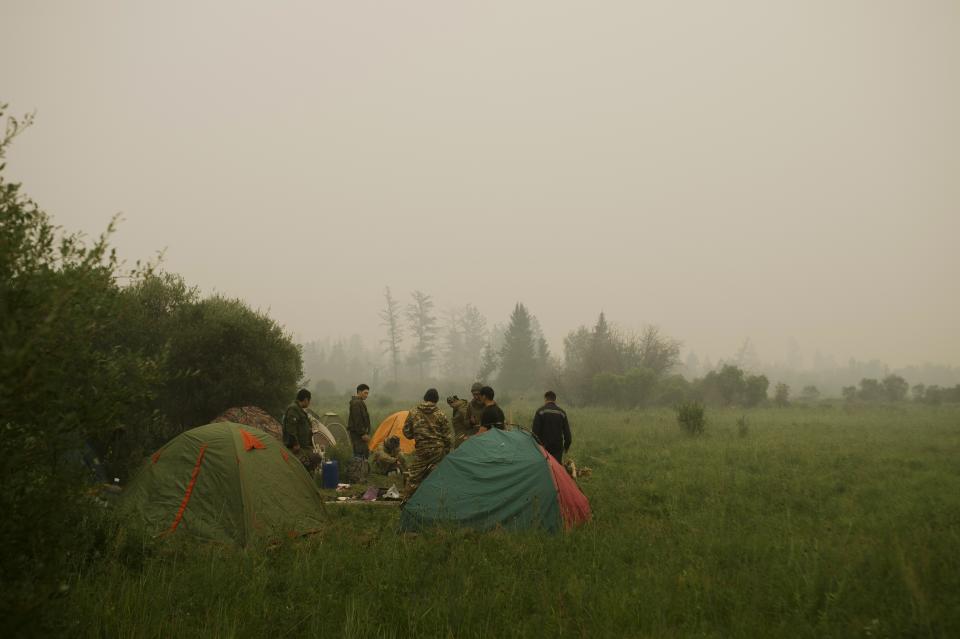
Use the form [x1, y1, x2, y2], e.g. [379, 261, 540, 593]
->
[532, 391, 571, 463]
[477, 386, 505, 433]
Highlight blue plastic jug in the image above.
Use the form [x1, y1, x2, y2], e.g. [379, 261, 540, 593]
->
[321, 460, 339, 489]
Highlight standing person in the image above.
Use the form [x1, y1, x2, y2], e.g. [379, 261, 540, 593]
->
[348, 384, 371, 459]
[465, 382, 486, 433]
[532, 390, 572, 464]
[477, 386, 506, 433]
[446, 395, 471, 447]
[402, 388, 452, 499]
[283, 389, 322, 472]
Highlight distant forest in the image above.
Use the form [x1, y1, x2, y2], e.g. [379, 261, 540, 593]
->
[301, 289, 960, 406]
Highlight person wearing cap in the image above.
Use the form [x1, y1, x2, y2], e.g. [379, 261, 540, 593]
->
[370, 435, 406, 476]
[477, 386, 506, 433]
[532, 390, 572, 463]
[465, 382, 486, 432]
[402, 388, 452, 499]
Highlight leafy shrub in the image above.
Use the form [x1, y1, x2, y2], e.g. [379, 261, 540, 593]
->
[800, 385, 821, 402]
[774, 382, 791, 407]
[743, 374, 769, 407]
[654, 374, 692, 405]
[0, 106, 306, 631]
[0, 105, 162, 632]
[111, 273, 304, 449]
[160, 295, 303, 430]
[591, 372, 625, 407]
[699, 365, 745, 406]
[676, 401, 706, 435]
[858, 378, 885, 402]
[882, 374, 909, 402]
[919, 384, 960, 404]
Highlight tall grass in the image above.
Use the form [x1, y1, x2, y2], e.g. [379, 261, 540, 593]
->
[53, 405, 960, 638]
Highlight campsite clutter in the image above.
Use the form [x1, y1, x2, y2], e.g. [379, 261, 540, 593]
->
[307, 410, 339, 454]
[123, 383, 591, 544]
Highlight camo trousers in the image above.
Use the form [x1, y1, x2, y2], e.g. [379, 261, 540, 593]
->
[403, 443, 448, 500]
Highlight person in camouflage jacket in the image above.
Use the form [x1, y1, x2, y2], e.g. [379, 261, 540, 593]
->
[402, 388, 452, 499]
[371, 436, 407, 475]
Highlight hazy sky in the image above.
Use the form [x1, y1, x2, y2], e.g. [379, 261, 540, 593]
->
[2, 1, 958, 367]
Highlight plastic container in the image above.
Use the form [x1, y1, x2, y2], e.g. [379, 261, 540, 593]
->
[321, 460, 339, 489]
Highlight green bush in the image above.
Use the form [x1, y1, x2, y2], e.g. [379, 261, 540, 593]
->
[676, 401, 706, 435]
[653, 374, 692, 406]
[0, 105, 162, 632]
[160, 295, 303, 430]
[699, 365, 746, 406]
[0, 106, 307, 632]
[743, 374, 769, 407]
[775, 382, 791, 407]
[116, 272, 304, 449]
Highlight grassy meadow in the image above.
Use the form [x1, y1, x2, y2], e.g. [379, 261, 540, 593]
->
[56, 404, 960, 638]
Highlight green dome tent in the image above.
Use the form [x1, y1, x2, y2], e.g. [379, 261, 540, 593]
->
[400, 429, 591, 533]
[124, 422, 325, 546]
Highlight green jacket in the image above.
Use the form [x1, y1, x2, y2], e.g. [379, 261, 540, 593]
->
[348, 395, 371, 453]
[282, 403, 312, 451]
[448, 397, 470, 437]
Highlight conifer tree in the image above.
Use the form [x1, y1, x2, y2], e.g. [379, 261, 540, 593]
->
[498, 303, 538, 392]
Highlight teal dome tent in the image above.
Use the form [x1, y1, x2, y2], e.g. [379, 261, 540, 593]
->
[400, 429, 590, 533]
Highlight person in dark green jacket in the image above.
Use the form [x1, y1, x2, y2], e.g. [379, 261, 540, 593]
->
[283, 389, 321, 472]
[446, 395, 470, 447]
[348, 383, 372, 458]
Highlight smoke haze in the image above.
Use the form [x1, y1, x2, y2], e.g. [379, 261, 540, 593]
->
[2, 1, 958, 368]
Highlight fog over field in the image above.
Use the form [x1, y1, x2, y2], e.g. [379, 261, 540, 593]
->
[2, 0, 958, 369]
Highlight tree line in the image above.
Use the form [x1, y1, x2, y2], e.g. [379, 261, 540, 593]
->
[305, 292, 960, 411]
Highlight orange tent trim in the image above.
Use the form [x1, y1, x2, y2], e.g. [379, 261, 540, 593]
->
[168, 444, 208, 534]
[241, 429, 266, 451]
